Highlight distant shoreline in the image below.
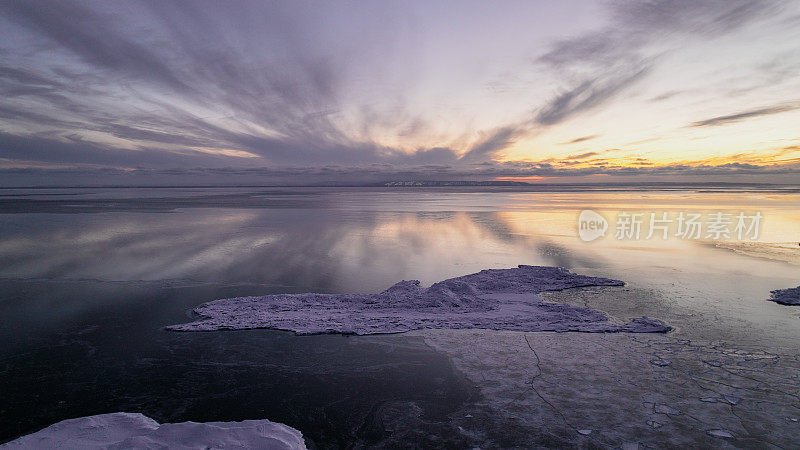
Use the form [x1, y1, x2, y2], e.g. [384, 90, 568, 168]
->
[1, 181, 799, 191]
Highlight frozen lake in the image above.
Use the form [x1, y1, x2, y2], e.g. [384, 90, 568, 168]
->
[1, 186, 799, 446]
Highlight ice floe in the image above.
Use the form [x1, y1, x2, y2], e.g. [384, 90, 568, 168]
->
[167, 265, 671, 335]
[768, 286, 800, 305]
[1, 412, 305, 449]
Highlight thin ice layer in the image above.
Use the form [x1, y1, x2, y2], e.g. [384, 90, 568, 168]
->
[167, 265, 671, 335]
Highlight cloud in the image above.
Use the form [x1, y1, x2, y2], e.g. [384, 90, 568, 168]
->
[610, 0, 779, 35]
[564, 152, 600, 160]
[1, 1, 499, 169]
[560, 135, 598, 145]
[534, 0, 779, 126]
[3, 158, 799, 188]
[460, 0, 758, 144]
[0, 131, 251, 168]
[0, 1, 188, 91]
[649, 91, 683, 102]
[540, 0, 779, 69]
[0, 0, 794, 181]
[458, 126, 526, 162]
[535, 64, 650, 126]
[690, 103, 800, 127]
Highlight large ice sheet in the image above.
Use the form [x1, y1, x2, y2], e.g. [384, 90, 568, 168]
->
[1, 412, 305, 450]
[167, 266, 671, 334]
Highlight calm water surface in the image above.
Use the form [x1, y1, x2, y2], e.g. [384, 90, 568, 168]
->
[1, 187, 798, 446]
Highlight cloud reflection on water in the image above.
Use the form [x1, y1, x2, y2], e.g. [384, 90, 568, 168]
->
[0, 207, 590, 295]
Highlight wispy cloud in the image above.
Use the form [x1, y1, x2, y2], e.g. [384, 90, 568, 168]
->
[535, 0, 780, 126]
[560, 135, 599, 145]
[0, 0, 795, 182]
[1, 1, 188, 91]
[535, 65, 650, 126]
[459, 125, 527, 162]
[564, 152, 600, 160]
[690, 103, 800, 127]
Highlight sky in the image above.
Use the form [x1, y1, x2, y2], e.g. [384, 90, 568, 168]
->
[1, 0, 800, 186]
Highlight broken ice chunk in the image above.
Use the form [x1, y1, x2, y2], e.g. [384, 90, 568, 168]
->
[167, 266, 671, 336]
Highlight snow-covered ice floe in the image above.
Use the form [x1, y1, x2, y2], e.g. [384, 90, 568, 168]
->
[768, 286, 800, 305]
[1, 412, 305, 450]
[167, 265, 671, 335]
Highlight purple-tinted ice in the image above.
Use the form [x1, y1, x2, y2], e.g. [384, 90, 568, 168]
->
[1, 412, 305, 449]
[167, 265, 671, 335]
[768, 286, 800, 305]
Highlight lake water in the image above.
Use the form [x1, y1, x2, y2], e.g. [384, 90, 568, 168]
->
[1, 186, 798, 446]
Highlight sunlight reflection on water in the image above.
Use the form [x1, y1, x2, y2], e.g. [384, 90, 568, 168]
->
[0, 187, 797, 290]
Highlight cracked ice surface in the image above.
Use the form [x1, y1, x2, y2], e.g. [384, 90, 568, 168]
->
[769, 286, 800, 305]
[415, 329, 800, 448]
[0, 412, 305, 449]
[167, 265, 671, 335]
